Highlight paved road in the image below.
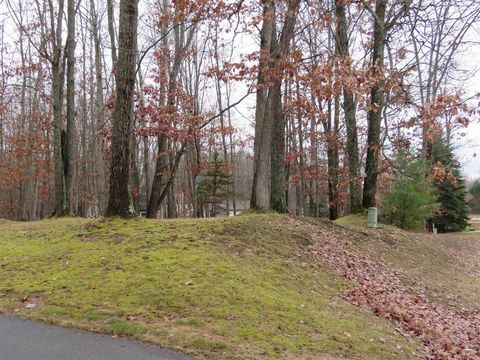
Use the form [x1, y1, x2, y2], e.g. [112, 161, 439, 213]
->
[0, 314, 195, 360]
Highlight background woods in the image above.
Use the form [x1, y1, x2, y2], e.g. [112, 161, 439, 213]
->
[0, 0, 478, 227]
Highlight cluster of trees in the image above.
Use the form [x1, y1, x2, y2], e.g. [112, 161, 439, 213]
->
[0, 0, 478, 230]
[382, 151, 437, 230]
[382, 140, 470, 231]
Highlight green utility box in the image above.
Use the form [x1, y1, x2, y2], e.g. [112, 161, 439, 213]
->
[367, 207, 378, 228]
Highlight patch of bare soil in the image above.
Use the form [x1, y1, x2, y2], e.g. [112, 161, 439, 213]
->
[302, 219, 480, 359]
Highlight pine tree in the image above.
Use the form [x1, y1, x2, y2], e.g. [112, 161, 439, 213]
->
[196, 152, 233, 217]
[383, 151, 437, 230]
[430, 139, 470, 232]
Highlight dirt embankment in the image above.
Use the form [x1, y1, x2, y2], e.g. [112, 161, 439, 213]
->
[303, 217, 480, 359]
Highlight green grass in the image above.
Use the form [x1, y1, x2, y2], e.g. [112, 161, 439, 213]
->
[107, 318, 142, 336]
[0, 214, 421, 359]
[334, 213, 368, 227]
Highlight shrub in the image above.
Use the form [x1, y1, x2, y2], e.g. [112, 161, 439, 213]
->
[382, 152, 438, 230]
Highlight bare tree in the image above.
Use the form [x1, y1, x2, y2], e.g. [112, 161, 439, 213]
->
[106, 0, 139, 217]
[147, 1, 197, 218]
[362, 0, 388, 209]
[408, 0, 480, 155]
[65, 0, 77, 214]
[335, 0, 362, 213]
[251, 0, 301, 212]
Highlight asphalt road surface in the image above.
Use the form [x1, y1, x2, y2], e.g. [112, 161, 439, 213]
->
[0, 314, 195, 360]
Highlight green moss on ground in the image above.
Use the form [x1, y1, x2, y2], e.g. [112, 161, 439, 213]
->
[334, 213, 368, 227]
[0, 214, 420, 359]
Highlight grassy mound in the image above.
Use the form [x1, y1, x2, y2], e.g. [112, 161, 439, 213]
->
[0, 214, 420, 359]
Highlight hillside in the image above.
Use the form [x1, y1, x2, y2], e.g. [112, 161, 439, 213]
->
[331, 215, 480, 358]
[335, 214, 480, 310]
[2, 214, 479, 359]
[0, 214, 423, 359]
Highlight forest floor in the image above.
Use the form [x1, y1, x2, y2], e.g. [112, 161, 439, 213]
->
[0, 214, 478, 359]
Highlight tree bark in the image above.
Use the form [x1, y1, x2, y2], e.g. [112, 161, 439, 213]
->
[362, 0, 387, 209]
[91, 0, 108, 215]
[106, 0, 139, 217]
[251, 0, 300, 212]
[137, 69, 150, 206]
[335, 0, 362, 213]
[327, 96, 340, 220]
[269, 78, 287, 213]
[213, 26, 230, 214]
[107, 0, 118, 65]
[51, 0, 66, 216]
[269, 0, 300, 213]
[147, 136, 168, 217]
[65, 0, 76, 215]
[250, 0, 274, 210]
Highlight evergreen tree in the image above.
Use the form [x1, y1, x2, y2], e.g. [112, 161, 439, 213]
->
[430, 139, 470, 232]
[196, 152, 234, 217]
[383, 151, 437, 230]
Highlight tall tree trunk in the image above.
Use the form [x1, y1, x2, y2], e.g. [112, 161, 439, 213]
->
[270, 79, 287, 213]
[267, 22, 283, 213]
[309, 94, 320, 217]
[225, 84, 237, 215]
[51, 0, 66, 216]
[270, 0, 300, 213]
[250, 0, 274, 210]
[326, 96, 340, 220]
[130, 123, 140, 213]
[147, 0, 169, 219]
[251, 0, 300, 211]
[213, 26, 230, 214]
[167, 151, 176, 218]
[0, 26, 3, 162]
[65, 0, 76, 215]
[335, 0, 362, 213]
[107, 0, 118, 65]
[18, 18, 27, 219]
[106, 0, 139, 217]
[362, 0, 387, 209]
[91, 0, 108, 214]
[137, 69, 150, 207]
[147, 7, 196, 218]
[147, 136, 167, 218]
[296, 80, 306, 215]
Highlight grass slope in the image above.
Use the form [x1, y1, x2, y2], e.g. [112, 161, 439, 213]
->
[334, 214, 480, 310]
[0, 214, 420, 359]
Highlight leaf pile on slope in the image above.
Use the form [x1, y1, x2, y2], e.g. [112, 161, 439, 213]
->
[303, 220, 480, 359]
